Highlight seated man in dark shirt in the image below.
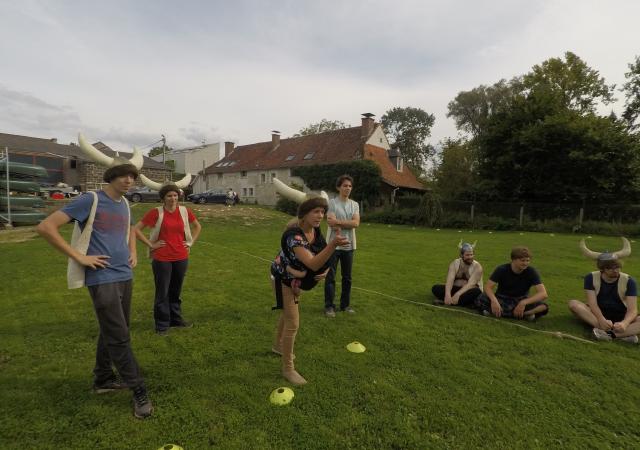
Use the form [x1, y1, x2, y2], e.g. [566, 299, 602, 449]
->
[476, 246, 549, 320]
[568, 237, 639, 343]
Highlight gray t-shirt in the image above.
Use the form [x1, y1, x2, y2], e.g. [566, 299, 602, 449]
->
[326, 197, 359, 250]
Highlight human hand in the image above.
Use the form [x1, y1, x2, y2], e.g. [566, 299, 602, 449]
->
[490, 299, 502, 318]
[129, 253, 137, 269]
[613, 321, 627, 333]
[332, 234, 349, 247]
[314, 268, 330, 281]
[598, 318, 613, 331]
[77, 254, 110, 270]
[327, 216, 338, 227]
[444, 293, 453, 305]
[513, 301, 526, 319]
[150, 240, 166, 251]
[451, 293, 461, 305]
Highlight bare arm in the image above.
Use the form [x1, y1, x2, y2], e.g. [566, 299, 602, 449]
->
[586, 289, 613, 330]
[36, 210, 110, 269]
[293, 235, 348, 272]
[455, 266, 483, 298]
[484, 279, 502, 317]
[128, 225, 137, 268]
[521, 284, 548, 305]
[443, 262, 456, 302]
[189, 219, 202, 246]
[327, 212, 360, 229]
[614, 296, 638, 333]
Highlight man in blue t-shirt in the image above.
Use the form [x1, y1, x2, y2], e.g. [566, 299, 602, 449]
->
[568, 249, 640, 343]
[36, 164, 153, 419]
[476, 246, 549, 320]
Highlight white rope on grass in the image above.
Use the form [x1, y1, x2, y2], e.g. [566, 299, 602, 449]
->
[198, 240, 595, 345]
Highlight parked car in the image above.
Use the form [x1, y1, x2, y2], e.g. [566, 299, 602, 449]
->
[39, 182, 80, 198]
[188, 189, 228, 204]
[125, 186, 159, 203]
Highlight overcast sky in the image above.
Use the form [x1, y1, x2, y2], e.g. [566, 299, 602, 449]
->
[1, 0, 639, 154]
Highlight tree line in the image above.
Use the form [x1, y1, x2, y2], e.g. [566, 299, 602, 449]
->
[299, 52, 640, 204]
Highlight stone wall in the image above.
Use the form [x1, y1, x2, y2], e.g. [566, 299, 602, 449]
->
[78, 162, 170, 192]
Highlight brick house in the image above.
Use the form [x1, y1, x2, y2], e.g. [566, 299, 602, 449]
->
[194, 114, 425, 205]
[0, 133, 170, 192]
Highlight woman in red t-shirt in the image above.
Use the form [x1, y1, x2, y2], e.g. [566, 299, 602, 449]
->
[133, 184, 202, 335]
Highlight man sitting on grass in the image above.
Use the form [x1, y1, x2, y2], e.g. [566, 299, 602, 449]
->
[432, 241, 483, 307]
[568, 238, 639, 343]
[476, 246, 549, 321]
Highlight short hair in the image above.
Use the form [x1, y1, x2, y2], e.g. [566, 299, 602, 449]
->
[336, 174, 354, 189]
[103, 164, 139, 183]
[597, 258, 623, 271]
[510, 246, 531, 260]
[159, 184, 181, 200]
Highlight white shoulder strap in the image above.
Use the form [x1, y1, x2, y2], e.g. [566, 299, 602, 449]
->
[67, 191, 98, 289]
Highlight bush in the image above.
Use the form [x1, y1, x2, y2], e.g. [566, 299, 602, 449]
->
[274, 182, 301, 216]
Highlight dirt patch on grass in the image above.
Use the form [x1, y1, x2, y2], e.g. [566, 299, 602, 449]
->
[0, 226, 39, 244]
[191, 205, 283, 224]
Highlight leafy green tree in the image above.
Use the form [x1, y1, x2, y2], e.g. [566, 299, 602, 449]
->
[622, 55, 640, 131]
[294, 119, 349, 136]
[148, 145, 173, 157]
[446, 79, 521, 137]
[433, 138, 479, 200]
[381, 106, 436, 169]
[522, 51, 615, 114]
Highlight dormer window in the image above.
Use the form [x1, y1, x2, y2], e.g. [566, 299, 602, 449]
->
[303, 152, 315, 160]
[396, 157, 403, 172]
[285, 155, 295, 161]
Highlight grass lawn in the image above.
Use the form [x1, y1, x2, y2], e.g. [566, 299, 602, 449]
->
[2, 204, 640, 449]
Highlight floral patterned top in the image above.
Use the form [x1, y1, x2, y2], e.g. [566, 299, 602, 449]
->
[271, 226, 328, 290]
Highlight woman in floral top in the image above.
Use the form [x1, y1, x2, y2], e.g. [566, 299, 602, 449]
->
[271, 196, 348, 385]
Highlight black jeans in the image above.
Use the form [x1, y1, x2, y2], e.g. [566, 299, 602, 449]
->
[152, 259, 189, 331]
[431, 284, 482, 307]
[88, 280, 143, 388]
[324, 250, 354, 310]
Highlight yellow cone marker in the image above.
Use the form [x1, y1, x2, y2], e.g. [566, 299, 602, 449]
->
[158, 445, 184, 450]
[346, 341, 366, 353]
[270, 387, 294, 405]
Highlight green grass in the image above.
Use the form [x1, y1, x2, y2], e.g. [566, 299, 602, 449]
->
[2, 205, 640, 449]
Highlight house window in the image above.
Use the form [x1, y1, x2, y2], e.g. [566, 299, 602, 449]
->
[217, 173, 223, 180]
[285, 155, 295, 161]
[242, 188, 247, 196]
[70, 159, 77, 169]
[396, 157, 403, 172]
[241, 171, 247, 178]
[303, 152, 314, 160]
[271, 173, 276, 181]
[249, 187, 254, 196]
[261, 174, 266, 183]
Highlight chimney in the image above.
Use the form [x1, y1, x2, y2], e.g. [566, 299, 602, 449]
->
[50, 138, 58, 143]
[271, 130, 281, 150]
[224, 141, 235, 157]
[361, 113, 375, 138]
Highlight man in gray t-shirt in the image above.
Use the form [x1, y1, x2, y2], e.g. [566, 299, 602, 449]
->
[324, 175, 360, 317]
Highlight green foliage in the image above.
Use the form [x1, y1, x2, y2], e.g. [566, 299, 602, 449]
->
[622, 55, 640, 131]
[274, 181, 301, 216]
[415, 192, 443, 227]
[292, 160, 381, 205]
[381, 106, 436, 170]
[432, 138, 479, 200]
[148, 146, 173, 157]
[294, 119, 349, 137]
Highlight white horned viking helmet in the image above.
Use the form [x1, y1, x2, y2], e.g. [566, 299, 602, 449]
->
[579, 237, 631, 268]
[273, 177, 329, 204]
[139, 173, 192, 191]
[78, 133, 144, 169]
[458, 239, 477, 255]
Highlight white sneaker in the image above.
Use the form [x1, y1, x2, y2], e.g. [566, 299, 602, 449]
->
[617, 335, 639, 344]
[592, 328, 613, 341]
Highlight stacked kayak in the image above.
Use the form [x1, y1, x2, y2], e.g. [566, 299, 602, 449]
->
[1, 161, 47, 225]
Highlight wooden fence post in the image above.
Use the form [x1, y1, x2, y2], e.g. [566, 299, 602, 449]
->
[519, 205, 524, 227]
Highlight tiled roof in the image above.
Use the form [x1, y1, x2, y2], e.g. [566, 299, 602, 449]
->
[0, 133, 167, 170]
[205, 126, 366, 174]
[363, 144, 425, 190]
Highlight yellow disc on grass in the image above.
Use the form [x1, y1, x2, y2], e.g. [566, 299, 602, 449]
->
[346, 341, 366, 353]
[158, 445, 184, 450]
[270, 387, 294, 405]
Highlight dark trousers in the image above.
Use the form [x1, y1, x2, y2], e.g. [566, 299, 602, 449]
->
[476, 293, 549, 318]
[431, 284, 482, 307]
[152, 258, 189, 331]
[88, 280, 143, 388]
[324, 250, 354, 310]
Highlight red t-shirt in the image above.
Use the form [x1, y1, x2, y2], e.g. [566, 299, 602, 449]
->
[142, 207, 197, 262]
